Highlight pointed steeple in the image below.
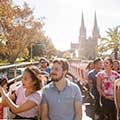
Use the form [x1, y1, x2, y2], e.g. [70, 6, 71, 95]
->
[79, 12, 86, 42]
[80, 12, 86, 33]
[92, 12, 100, 39]
[81, 12, 85, 30]
[93, 12, 98, 31]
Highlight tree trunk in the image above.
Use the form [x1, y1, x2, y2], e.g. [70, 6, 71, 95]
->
[8, 56, 16, 64]
[114, 47, 118, 60]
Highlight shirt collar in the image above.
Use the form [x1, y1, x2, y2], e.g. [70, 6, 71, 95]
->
[50, 78, 71, 89]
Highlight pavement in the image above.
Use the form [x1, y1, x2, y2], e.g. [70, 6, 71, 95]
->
[82, 94, 95, 120]
[82, 103, 93, 120]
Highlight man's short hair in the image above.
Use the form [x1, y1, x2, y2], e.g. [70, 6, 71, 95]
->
[93, 58, 102, 64]
[53, 58, 69, 71]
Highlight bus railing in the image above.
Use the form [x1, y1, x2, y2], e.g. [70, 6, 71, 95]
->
[0, 61, 39, 70]
[8, 74, 22, 85]
[0, 61, 39, 86]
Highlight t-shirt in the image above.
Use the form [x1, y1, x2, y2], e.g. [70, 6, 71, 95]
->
[88, 69, 99, 98]
[97, 70, 119, 98]
[40, 67, 51, 75]
[41, 79, 82, 120]
[15, 85, 42, 118]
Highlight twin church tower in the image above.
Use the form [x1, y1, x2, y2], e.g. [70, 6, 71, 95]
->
[71, 12, 100, 59]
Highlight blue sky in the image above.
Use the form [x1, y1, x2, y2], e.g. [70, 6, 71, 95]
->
[14, 0, 120, 51]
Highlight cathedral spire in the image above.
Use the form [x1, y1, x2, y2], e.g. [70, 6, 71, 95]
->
[93, 12, 98, 31]
[81, 12, 85, 29]
[79, 12, 86, 41]
[92, 12, 100, 39]
[80, 12, 86, 33]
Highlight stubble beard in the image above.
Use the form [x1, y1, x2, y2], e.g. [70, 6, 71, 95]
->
[52, 74, 64, 83]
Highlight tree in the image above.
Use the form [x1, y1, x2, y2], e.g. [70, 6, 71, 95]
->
[44, 37, 57, 58]
[63, 51, 72, 59]
[30, 36, 57, 59]
[0, 1, 44, 63]
[97, 26, 120, 59]
[30, 43, 46, 58]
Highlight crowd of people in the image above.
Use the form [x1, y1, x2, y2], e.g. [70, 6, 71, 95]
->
[0, 56, 120, 120]
[85, 57, 120, 120]
[0, 57, 82, 120]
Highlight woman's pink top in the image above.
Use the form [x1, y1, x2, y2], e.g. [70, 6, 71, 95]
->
[97, 70, 119, 98]
[15, 85, 42, 118]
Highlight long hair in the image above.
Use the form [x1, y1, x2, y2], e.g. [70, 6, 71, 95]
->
[24, 66, 42, 90]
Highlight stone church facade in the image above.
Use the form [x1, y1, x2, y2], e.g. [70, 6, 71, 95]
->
[71, 12, 100, 59]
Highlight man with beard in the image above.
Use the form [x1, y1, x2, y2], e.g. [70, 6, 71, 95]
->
[41, 58, 82, 120]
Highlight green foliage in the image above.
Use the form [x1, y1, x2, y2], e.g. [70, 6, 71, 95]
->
[30, 36, 57, 59]
[0, 0, 57, 63]
[97, 26, 120, 59]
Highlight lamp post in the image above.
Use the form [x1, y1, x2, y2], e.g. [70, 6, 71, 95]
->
[30, 43, 32, 62]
